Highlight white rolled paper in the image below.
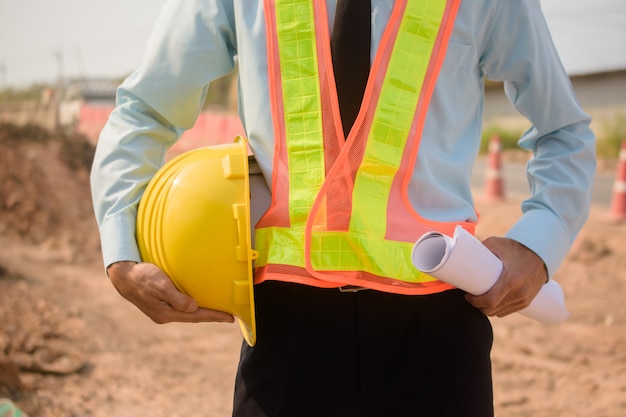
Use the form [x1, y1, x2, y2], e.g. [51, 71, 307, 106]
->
[411, 225, 569, 325]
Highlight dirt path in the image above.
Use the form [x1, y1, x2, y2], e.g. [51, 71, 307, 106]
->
[2, 201, 625, 417]
[0, 123, 624, 416]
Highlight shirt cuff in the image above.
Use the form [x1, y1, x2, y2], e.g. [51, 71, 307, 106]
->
[98, 211, 142, 271]
[504, 208, 571, 279]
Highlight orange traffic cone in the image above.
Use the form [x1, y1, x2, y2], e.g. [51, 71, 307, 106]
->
[610, 140, 626, 221]
[484, 135, 505, 203]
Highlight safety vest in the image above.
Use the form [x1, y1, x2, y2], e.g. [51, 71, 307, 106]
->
[255, 0, 474, 295]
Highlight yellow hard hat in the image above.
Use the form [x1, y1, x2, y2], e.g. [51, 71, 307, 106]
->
[136, 137, 258, 346]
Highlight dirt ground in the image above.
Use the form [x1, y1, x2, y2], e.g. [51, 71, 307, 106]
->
[0, 123, 624, 416]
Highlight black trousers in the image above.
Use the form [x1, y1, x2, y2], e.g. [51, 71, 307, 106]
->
[233, 281, 494, 417]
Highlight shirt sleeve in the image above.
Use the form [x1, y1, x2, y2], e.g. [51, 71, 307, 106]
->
[479, 0, 597, 277]
[90, 0, 237, 269]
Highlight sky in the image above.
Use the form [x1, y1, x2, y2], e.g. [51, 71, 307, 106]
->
[1, 0, 626, 88]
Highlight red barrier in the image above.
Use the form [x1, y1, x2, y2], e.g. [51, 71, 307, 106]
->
[74, 104, 115, 141]
[168, 112, 245, 159]
[73, 104, 245, 155]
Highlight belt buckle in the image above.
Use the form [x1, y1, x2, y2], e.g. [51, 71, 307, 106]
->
[338, 285, 369, 293]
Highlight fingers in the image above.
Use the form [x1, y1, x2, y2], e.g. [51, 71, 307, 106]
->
[466, 290, 530, 317]
[168, 289, 199, 313]
[146, 304, 235, 325]
[465, 237, 547, 318]
[107, 261, 235, 324]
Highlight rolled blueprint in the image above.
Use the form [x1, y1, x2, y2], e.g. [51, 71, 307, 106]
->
[411, 225, 569, 324]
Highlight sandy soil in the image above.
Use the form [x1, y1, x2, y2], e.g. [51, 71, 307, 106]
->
[0, 123, 624, 416]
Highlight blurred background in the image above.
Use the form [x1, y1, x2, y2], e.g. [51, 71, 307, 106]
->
[0, 0, 625, 155]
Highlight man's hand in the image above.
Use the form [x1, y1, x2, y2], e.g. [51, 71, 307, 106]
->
[107, 261, 235, 324]
[465, 237, 548, 318]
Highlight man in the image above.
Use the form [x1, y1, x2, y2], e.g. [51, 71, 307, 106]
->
[90, 0, 596, 415]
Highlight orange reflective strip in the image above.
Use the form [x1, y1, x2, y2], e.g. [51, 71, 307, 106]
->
[260, 0, 290, 229]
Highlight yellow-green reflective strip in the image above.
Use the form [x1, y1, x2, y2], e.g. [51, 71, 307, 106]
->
[256, 227, 435, 283]
[311, 232, 435, 282]
[255, 227, 306, 268]
[275, 0, 325, 225]
[350, 0, 447, 236]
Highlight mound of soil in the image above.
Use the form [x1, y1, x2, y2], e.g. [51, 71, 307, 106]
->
[0, 123, 100, 262]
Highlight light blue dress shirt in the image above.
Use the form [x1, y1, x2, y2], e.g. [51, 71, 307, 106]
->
[91, 0, 596, 280]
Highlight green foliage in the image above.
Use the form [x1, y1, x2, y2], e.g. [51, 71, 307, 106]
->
[480, 124, 526, 154]
[0, 84, 46, 104]
[596, 136, 624, 159]
[596, 115, 626, 159]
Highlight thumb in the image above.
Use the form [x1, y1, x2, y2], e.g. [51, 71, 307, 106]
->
[167, 290, 199, 313]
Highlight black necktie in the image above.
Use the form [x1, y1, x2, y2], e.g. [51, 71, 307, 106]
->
[331, 0, 371, 136]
